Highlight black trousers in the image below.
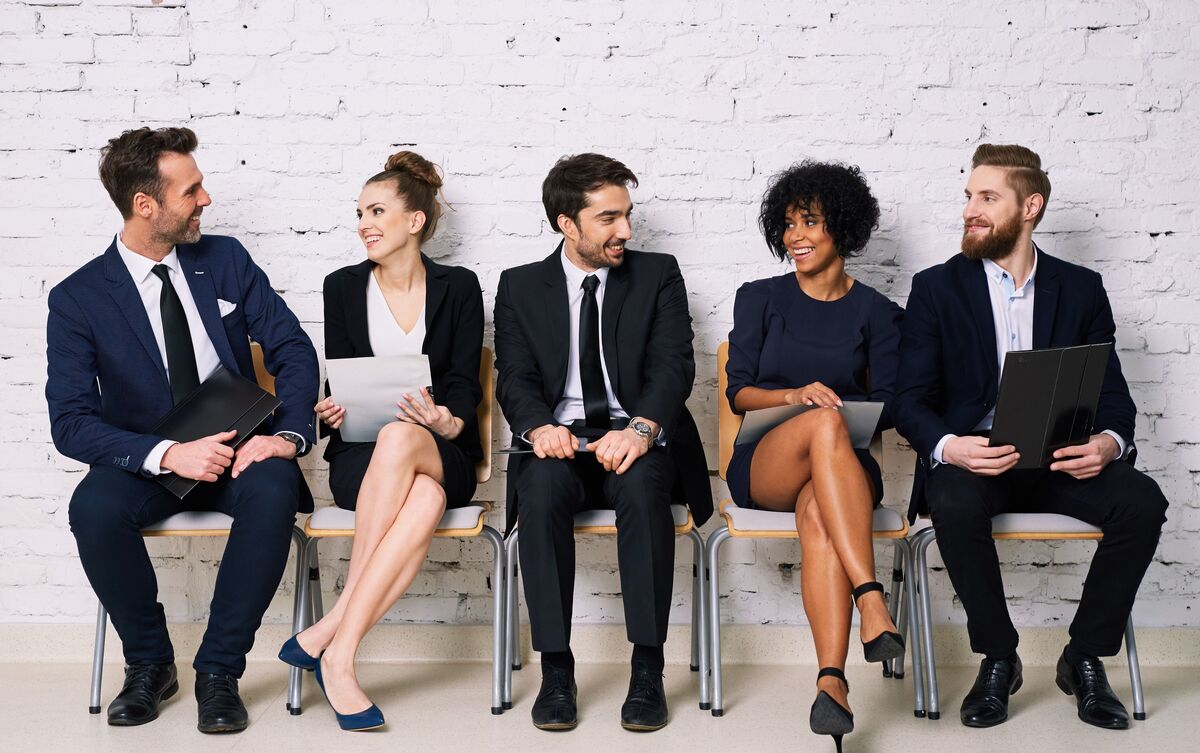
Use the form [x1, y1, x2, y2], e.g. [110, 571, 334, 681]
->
[925, 460, 1167, 658]
[515, 448, 676, 653]
[68, 458, 303, 677]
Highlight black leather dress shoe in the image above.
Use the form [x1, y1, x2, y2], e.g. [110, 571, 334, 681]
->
[107, 663, 178, 726]
[531, 665, 578, 731]
[195, 673, 248, 734]
[620, 666, 668, 732]
[960, 654, 1022, 728]
[1056, 649, 1130, 730]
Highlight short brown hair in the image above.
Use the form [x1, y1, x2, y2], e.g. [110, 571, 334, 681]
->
[542, 153, 638, 232]
[366, 150, 445, 244]
[971, 143, 1052, 227]
[99, 127, 199, 219]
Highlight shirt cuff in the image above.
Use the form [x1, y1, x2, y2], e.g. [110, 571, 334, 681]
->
[142, 440, 177, 475]
[1101, 429, 1130, 460]
[931, 434, 955, 467]
[275, 431, 309, 457]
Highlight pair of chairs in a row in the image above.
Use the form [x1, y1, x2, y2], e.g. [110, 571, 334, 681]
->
[87, 344, 1147, 723]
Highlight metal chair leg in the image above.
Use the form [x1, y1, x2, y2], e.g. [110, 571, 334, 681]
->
[480, 525, 506, 715]
[286, 527, 309, 715]
[890, 539, 908, 680]
[687, 528, 710, 709]
[904, 531, 928, 717]
[1125, 614, 1146, 720]
[705, 525, 731, 717]
[913, 527, 940, 720]
[503, 531, 519, 707]
[884, 541, 905, 679]
[89, 602, 107, 714]
[690, 550, 700, 673]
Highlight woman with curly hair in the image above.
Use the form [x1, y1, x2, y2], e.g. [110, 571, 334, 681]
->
[725, 161, 904, 752]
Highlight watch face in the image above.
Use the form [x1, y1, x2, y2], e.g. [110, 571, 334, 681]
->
[631, 421, 651, 436]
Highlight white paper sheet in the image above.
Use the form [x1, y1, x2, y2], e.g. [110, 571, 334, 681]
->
[325, 355, 433, 442]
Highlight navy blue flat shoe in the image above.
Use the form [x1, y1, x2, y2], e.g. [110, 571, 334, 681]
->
[315, 661, 385, 731]
[278, 634, 320, 671]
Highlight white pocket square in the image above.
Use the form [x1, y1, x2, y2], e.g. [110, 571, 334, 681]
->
[217, 299, 238, 317]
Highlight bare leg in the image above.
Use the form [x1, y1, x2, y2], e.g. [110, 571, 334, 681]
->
[297, 423, 445, 656]
[319, 473, 448, 713]
[750, 410, 897, 646]
[795, 483, 853, 711]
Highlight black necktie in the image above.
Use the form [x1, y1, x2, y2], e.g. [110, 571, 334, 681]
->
[151, 264, 200, 404]
[579, 274, 609, 428]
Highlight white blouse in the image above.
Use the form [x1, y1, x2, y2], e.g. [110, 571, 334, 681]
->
[366, 272, 426, 356]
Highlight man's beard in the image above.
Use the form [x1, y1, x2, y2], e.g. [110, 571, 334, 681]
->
[961, 211, 1021, 261]
[151, 208, 200, 247]
[576, 234, 623, 269]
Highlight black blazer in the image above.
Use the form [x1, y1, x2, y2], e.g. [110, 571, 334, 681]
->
[494, 244, 713, 530]
[893, 248, 1137, 521]
[322, 256, 484, 465]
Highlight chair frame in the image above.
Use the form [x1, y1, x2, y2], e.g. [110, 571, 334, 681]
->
[286, 347, 509, 715]
[501, 508, 708, 709]
[907, 521, 1146, 721]
[705, 341, 915, 716]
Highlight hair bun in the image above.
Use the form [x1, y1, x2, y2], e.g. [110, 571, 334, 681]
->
[384, 150, 443, 190]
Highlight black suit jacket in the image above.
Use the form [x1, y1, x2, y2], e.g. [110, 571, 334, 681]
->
[494, 244, 713, 530]
[321, 256, 484, 465]
[893, 248, 1137, 521]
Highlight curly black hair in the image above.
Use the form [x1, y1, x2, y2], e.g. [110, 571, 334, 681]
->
[758, 160, 880, 261]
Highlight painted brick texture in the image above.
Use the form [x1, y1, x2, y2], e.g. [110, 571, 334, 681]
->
[1, 0, 1197, 632]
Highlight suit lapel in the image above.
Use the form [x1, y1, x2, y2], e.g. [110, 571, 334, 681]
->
[542, 246, 570, 395]
[103, 243, 169, 386]
[1032, 247, 1059, 349]
[958, 256, 1000, 382]
[601, 262, 628, 396]
[344, 261, 372, 356]
[423, 255, 448, 353]
[177, 246, 238, 370]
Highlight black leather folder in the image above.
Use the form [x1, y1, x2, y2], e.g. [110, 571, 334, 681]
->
[989, 343, 1112, 469]
[151, 365, 282, 498]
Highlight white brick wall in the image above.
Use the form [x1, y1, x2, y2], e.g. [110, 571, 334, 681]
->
[1, 0, 1197, 632]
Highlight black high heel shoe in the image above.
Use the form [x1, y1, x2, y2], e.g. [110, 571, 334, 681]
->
[853, 581, 905, 663]
[810, 667, 854, 753]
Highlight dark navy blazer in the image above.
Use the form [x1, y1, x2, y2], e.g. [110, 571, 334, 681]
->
[46, 235, 320, 499]
[892, 249, 1137, 522]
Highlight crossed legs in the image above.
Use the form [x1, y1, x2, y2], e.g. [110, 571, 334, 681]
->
[749, 408, 895, 709]
[295, 423, 448, 713]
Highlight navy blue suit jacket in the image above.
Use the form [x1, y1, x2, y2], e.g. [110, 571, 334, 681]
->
[47, 235, 319, 506]
[893, 249, 1137, 522]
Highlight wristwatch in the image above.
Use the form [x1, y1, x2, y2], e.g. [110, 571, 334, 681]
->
[278, 432, 305, 457]
[627, 419, 655, 445]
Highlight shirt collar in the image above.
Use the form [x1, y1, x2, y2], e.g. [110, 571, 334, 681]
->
[559, 247, 609, 290]
[982, 246, 1038, 295]
[115, 232, 180, 284]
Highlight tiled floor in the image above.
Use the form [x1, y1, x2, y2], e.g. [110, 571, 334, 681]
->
[8, 660, 1194, 752]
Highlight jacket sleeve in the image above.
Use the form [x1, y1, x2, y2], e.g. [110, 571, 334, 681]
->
[628, 255, 695, 435]
[725, 281, 769, 414]
[234, 241, 319, 446]
[46, 284, 163, 472]
[866, 293, 904, 432]
[493, 269, 557, 436]
[439, 271, 484, 443]
[1086, 273, 1136, 447]
[893, 271, 954, 461]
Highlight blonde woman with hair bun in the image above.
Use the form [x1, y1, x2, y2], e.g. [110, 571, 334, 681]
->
[277, 150, 484, 731]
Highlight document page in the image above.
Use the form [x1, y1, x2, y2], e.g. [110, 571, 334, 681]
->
[325, 355, 433, 442]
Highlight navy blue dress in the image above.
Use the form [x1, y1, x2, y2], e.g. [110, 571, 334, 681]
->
[725, 273, 903, 509]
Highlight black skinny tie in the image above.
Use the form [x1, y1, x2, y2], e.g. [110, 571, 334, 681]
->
[579, 274, 609, 428]
[151, 264, 200, 404]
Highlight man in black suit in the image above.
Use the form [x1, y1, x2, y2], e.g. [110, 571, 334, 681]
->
[894, 144, 1167, 730]
[494, 153, 712, 732]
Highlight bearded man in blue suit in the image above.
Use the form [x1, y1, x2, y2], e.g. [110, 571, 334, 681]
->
[46, 127, 319, 733]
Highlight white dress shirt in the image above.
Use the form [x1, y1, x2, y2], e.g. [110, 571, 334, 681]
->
[932, 248, 1127, 464]
[366, 271, 426, 356]
[554, 252, 627, 424]
[116, 233, 307, 473]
